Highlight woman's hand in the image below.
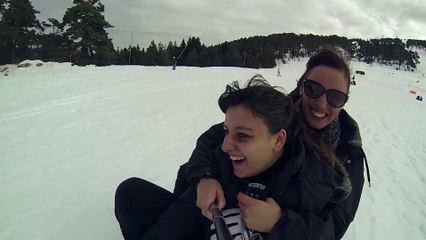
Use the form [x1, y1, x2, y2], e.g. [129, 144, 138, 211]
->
[196, 178, 226, 220]
[237, 192, 282, 233]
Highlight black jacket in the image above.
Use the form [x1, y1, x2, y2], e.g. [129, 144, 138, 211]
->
[147, 136, 351, 240]
[208, 137, 351, 239]
[182, 109, 367, 240]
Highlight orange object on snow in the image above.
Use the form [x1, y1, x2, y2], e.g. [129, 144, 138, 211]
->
[409, 90, 417, 95]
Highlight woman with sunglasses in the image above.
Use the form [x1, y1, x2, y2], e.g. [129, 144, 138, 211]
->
[115, 76, 351, 240]
[180, 46, 369, 239]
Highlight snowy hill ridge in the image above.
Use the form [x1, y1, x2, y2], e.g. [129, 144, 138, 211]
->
[0, 56, 425, 240]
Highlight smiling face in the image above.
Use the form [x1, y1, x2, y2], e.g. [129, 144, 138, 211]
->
[301, 65, 349, 129]
[221, 104, 286, 178]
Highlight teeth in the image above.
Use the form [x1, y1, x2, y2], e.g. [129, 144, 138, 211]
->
[230, 156, 246, 161]
[312, 109, 326, 118]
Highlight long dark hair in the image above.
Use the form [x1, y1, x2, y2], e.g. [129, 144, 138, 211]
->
[218, 74, 339, 167]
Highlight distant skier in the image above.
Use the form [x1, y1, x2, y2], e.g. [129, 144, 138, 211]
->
[277, 67, 281, 77]
[350, 76, 356, 85]
[172, 56, 177, 70]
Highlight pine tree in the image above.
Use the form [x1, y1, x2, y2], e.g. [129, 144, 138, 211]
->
[143, 41, 170, 66]
[0, 0, 6, 14]
[37, 18, 69, 62]
[0, 0, 7, 61]
[0, 0, 43, 64]
[166, 41, 180, 63]
[62, 0, 115, 65]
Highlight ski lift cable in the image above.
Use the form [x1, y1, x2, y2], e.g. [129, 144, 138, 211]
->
[176, 43, 189, 62]
[106, 29, 223, 42]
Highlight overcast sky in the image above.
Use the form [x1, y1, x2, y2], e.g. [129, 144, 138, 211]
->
[32, 0, 426, 49]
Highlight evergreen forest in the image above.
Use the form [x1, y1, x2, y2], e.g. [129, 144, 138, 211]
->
[1, 0, 425, 70]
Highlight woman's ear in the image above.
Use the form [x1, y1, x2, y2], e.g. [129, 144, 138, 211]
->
[274, 129, 287, 151]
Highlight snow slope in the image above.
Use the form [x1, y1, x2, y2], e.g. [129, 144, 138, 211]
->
[1, 56, 425, 240]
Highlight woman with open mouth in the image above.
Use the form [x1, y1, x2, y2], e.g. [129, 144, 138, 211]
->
[115, 74, 352, 240]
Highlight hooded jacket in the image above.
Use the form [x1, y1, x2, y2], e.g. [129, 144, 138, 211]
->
[204, 136, 351, 240]
[180, 109, 367, 240]
[144, 135, 351, 240]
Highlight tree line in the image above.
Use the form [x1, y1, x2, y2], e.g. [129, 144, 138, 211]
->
[1, 0, 425, 70]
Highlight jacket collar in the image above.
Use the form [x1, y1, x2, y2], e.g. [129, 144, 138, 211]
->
[339, 109, 362, 147]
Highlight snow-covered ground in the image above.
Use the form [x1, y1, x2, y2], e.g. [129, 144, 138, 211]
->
[1, 52, 425, 240]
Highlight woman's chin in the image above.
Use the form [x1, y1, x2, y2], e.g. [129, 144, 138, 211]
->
[233, 170, 246, 178]
[232, 160, 248, 177]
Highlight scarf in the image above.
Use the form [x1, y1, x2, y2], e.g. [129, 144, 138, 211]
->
[296, 99, 341, 151]
[317, 117, 341, 151]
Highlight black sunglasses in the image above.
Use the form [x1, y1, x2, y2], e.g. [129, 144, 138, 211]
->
[302, 79, 348, 108]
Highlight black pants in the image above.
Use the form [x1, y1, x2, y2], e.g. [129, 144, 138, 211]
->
[115, 177, 176, 240]
[114, 164, 196, 240]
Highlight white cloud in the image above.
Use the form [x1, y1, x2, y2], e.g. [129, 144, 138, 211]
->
[32, 0, 426, 48]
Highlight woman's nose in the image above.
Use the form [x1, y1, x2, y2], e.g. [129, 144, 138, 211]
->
[315, 93, 329, 108]
[221, 134, 235, 152]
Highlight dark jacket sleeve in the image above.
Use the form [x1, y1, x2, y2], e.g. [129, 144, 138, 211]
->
[268, 147, 365, 240]
[185, 122, 225, 185]
[141, 187, 205, 240]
